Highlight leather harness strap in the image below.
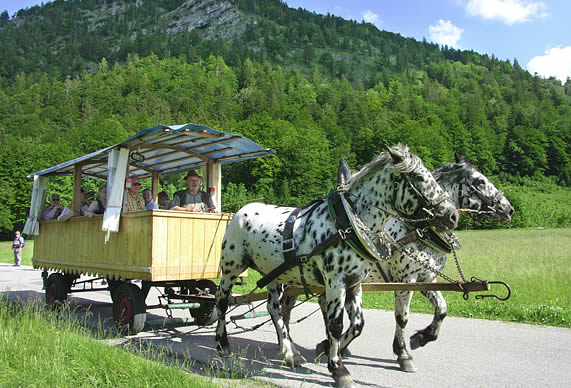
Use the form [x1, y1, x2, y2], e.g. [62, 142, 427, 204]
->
[256, 207, 302, 290]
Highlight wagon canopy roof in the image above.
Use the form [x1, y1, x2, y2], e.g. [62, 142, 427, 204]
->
[28, 123, 274, 179]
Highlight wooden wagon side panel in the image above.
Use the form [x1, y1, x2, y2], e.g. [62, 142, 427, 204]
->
[33, 212, 153, 280]
[149, 211, 232, 281]
[33, 211, 233, 282]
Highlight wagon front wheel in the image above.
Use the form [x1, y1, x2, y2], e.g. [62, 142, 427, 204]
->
[188, 279, 218, 326]
[45, 273, 68, 306]
[112, 283, 146, 334]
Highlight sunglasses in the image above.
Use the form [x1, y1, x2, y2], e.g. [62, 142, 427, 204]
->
[132, 182, 141, 186]
[52, 198, 60, 201]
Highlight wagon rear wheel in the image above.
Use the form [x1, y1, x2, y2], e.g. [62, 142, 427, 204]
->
[188, 279, 218, 326]
[112, 283, 146, 334]
[45, 273, 67, 306]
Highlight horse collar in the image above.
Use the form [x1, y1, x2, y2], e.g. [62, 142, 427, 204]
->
[328, 190, 391, 262]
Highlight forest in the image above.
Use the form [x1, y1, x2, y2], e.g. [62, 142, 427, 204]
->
[0, 0, 569, 236]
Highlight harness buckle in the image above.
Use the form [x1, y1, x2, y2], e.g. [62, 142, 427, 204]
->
[422, 207, 435, 218]
[298, 255, 309, 263]
[282, 238, 296, 253]
[338, 227, 353, 240]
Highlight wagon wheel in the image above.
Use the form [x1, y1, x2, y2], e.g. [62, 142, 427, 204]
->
[112, 283, 146, 334]
[188, 279, 218, 326]
[45, 273, 68, 306]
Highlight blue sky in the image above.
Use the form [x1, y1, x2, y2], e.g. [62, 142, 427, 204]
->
[1, 0, 569, 82]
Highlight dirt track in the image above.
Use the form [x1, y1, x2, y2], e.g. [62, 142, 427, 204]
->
[2, 263, 570, 387]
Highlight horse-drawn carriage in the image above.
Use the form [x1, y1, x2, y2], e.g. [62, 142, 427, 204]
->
[24, 124, 513, 387]
[24, 123, 273, 332]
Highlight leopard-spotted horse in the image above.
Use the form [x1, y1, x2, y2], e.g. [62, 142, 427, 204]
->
[304, 154, 515, 373]
[214, 144, 459, 388]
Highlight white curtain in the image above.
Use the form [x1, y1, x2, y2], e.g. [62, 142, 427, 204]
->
[23, 175, 49, 235]
[102, 148, 129, 242]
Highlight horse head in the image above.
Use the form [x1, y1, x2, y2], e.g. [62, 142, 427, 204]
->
[346, 144, 459, 233]
[434, 157, 514, 222]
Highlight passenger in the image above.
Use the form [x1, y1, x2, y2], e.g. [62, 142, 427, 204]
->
[142, 188, 158, 210]
[170, 170, 216, 213]
[44, 194, 64, 220]
[85, 184, 107, 217]
[123, 176, 145, 212]
[158, 191, 171, 209]
[58, 188, 90, 220]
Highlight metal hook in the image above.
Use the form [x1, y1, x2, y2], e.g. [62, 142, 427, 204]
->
[475, 280, 511, 301]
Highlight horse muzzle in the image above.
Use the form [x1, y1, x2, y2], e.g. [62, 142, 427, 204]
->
[432, 204, 459, 232]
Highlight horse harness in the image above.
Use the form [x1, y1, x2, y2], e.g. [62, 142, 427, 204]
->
[257, 190, 393, 296]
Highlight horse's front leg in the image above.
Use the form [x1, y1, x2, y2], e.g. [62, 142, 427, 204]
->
[393, 290, 416, 372]
[325, 279, 355, 388]
[267, 282, 305, 367]
[215, 272, 235, 354]
[410, 290, 447, 349]
[339, 283, 364, 350]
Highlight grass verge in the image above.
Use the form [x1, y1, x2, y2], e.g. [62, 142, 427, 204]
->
[0, 296, 218, 387]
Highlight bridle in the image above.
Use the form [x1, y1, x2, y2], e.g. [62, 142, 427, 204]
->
[458, 177, 508, 218]
[390, 173, 450, 224]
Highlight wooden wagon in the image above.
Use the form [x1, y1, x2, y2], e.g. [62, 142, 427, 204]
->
[24, 123, 273, 332]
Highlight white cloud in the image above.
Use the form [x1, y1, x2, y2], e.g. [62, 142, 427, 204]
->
[429, 20, 464, 47]
[466, 0, 548, 25]
[527, 46, 571, 83]
[362, 10, 381, 26]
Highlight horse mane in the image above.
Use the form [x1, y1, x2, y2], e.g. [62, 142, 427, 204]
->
[432, 161, 475, 182]
[346, 143, 423, 190]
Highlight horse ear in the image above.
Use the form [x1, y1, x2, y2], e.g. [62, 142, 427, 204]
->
[337, 158, 352, 186]
[386, 145, 404, 164]
[454, 152, 463, 163]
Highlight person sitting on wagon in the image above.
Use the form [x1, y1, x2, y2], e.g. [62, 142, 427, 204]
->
[123, 176, 146, 212]
[43, 193, 64, 220]
[142, 188, 159, 210]
[169, 170, 216, 213]
[85, 184, 107, 217]
[158, 190, 171, 209]
[58, 188, 90, 220]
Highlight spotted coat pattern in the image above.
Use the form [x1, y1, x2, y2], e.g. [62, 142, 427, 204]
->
[214, 145, 459, 387]
[312, 160, 514, 373]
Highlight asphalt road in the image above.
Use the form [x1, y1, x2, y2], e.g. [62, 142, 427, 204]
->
[2, 263, 570, 388]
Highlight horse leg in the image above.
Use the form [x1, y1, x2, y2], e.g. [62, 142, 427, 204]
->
[393, 290, 417, 372]
[338, 284, 364, 351]
[315, 292, 332, 357]
[410, 290, 447, 349]
[315, 289, 356, 358]
[325, 281, 355, 388]
[215, 248, 249, 354]
[267, 282, 305, 367]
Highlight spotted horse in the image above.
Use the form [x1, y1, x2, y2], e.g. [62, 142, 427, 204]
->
[215, 144, 459, 388]
[303, 154, 514, 373]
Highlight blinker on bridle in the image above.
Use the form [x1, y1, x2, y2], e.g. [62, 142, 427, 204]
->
[392, 174, 450, 223]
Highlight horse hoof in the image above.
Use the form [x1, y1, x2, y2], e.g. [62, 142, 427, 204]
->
[216, 343, 231, 356]
[410, 333, 422, 350]
[334, 374, 356, 388]
[285, 353, 306, 368]
[293, 353, 307, 367]
[315, 339, 330, 358]
[398, 358, 417, 373]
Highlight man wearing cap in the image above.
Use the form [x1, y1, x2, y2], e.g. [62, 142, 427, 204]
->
[169, 170, 216, 213]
